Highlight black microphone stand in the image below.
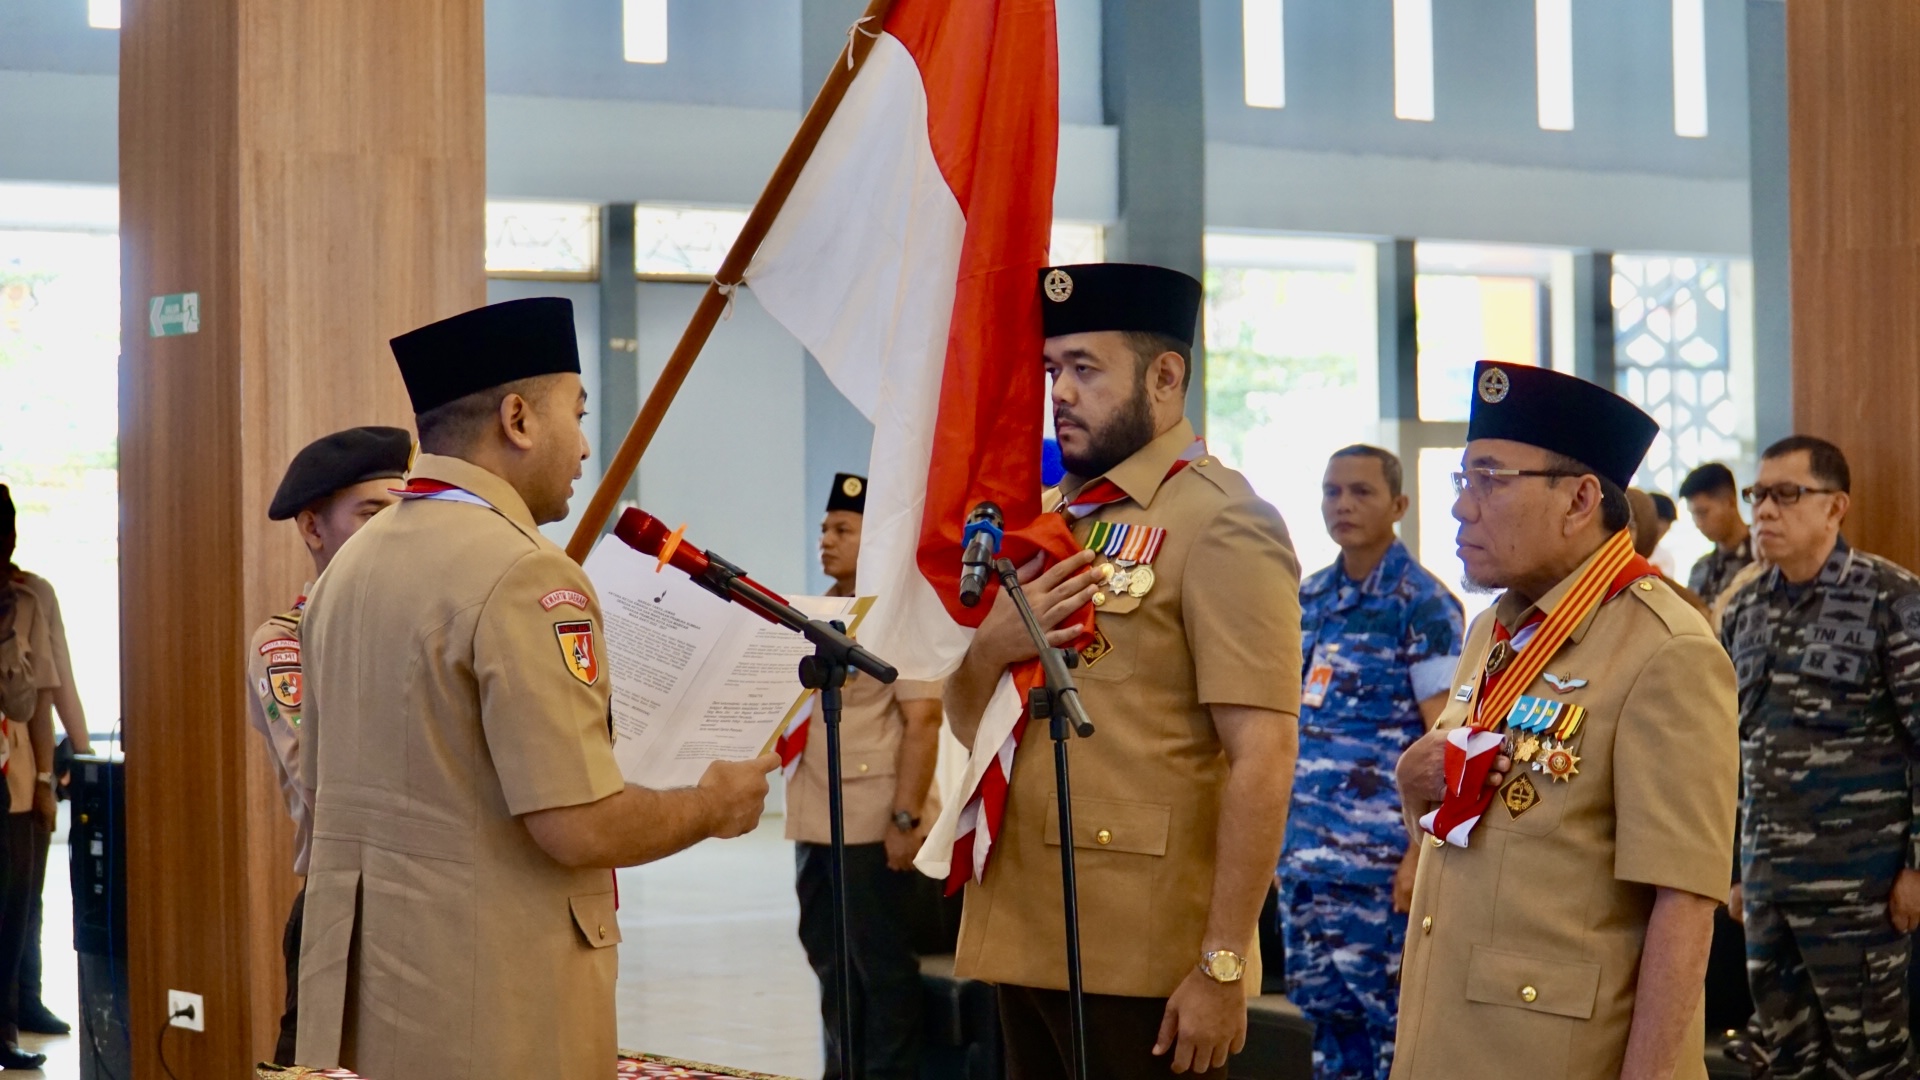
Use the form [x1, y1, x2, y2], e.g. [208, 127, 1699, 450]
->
[992, 556, 1094, 1080]
[674, 546, 894, 1080]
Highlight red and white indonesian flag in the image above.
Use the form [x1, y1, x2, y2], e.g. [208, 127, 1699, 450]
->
[745, 0, 1067, 886]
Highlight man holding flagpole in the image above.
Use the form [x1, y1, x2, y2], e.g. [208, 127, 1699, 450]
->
[941, 264, 1302, 1078]
[1390, 362, 1737, 1080]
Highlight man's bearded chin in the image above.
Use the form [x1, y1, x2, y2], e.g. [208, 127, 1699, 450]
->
[1058, 388, 1156, 479]
[1460, 574, 1499, 596]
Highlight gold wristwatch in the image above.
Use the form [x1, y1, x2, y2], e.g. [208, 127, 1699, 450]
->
[1198, 949, 1246, 984]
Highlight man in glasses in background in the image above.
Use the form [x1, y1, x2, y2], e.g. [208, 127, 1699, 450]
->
[1721, 435, 1920, 1080]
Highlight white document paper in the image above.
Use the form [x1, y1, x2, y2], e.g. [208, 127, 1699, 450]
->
[584, 535, 867, 789]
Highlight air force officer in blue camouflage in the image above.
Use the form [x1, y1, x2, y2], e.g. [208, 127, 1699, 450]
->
[1280, 445, 1464, 1080]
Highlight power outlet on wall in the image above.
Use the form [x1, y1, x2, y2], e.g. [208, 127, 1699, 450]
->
[167, 990, 204, 1032]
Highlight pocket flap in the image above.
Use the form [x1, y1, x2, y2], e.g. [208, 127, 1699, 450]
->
[570, 892, 622, 949]
[1464, 945, 1599, 1020]
[1042, 794, 1170, 857]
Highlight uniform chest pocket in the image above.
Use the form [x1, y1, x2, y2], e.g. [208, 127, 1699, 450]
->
[1484, 766, 1570, 838]
[1074, 616, 1136, 684]
[1044, 794, 1169, 857]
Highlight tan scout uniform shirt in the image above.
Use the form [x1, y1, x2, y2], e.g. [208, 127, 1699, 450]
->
[247, 597, 313, 875]
[296, 455, 627, 1080]
[1392, 553, 1738, 1080]
[954, 420, 1303, 998]
[785, 674, 943, 846]
[0, 581, 57, 811]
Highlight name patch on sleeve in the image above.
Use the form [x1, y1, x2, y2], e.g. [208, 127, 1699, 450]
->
[541, 589, 590, 612]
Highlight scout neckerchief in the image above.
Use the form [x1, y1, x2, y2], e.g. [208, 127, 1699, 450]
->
[392, 477, 494, 508]
[944, 438, 1205, 895]
[1420, 528, 1650, 847]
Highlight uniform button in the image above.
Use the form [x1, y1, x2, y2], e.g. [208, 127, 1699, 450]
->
[1428, 835, 1444, 848]
[598, 925, 607, 940]
[1637, 580, 1654, 592]
[1520, 985, 1538, 1004]
[1421, 916, 1432, 935]
[1095, 829, 1112, 846]
[1093, 592, 1107, 607]
[858, 763, 869, 774]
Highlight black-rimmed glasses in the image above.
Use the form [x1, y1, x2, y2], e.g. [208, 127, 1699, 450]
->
[1742, 483, 1841, 507]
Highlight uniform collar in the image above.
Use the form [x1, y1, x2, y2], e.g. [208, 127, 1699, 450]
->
[407, 453, 542, 533]
[1765, 535, 1853, 593]
[1494, 537, 1620, 646]
[1305, 539, 1411, 603]
[1060, 418, 1198, 510]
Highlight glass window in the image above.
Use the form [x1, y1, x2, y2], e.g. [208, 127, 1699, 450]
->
[633, 206, 749, 278]
[1049, 221, 1106, 265]
[1613, 252, 1740, 567]
[1416, 447, 1495, 626]
[1242, 0, 1286, 109]
[1671, 0, 1708, 138]
[485, 201, 598, 277]
[0, 228, 121, 733]
[1535, 0, 1574, 131]
[1204, 233, 1377, 577]
[623, 0, 669, 64]
[1413, 243, 1558, 422]
[1393, 0, 1435, 121]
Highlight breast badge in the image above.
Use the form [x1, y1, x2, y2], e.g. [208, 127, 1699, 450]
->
[1502, 774, 1540, 818]
[1079, 627, 1114, 668]
[554, 621, 601, 686]
[1504, 694, 1584, 784]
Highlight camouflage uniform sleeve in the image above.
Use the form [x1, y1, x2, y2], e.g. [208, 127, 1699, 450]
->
[1880, 574, 1920, 872]
[1402, 587, 1466, 704]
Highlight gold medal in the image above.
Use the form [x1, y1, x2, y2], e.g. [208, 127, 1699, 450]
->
[1092, 591, 1107, 607]
[1512, 735, 1541, 764]
[1486, 640, 1514, 677]
[1126, 565, 1155, 598]
[1543, 747, 1580, 782]
[1098, 562, 1117, 583]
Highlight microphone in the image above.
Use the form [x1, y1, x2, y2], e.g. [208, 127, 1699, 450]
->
[614, 507, 896, 683]
[958, 501, 1005, 608]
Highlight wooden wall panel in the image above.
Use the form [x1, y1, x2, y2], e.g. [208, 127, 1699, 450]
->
[120, 0, 484, 1072]
[1788, 2, 1920, 572]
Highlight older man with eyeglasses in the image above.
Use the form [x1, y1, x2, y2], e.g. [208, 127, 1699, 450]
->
[1390, 362, 1737, 1080]
[1721, 435, 1920, 1080]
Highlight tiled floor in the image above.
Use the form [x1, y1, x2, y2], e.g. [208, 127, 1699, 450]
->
[24, 811, 824, 1080]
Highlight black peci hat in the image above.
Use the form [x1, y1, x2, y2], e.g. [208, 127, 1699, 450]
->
[1038, 263, 1202, 346]
[826, 473, 866, 515]
[1466, 362, 1658, 490]
[391, 297, 581, 415]
[268, 426, 414, 521]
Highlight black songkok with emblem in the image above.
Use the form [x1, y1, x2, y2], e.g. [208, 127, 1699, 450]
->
[391, 297, 581, 415]
[1466, 361, 1658, 490]
[826, 473, 867, 515]
[268, 426, 414, 521]
[1037, 263, 1202, 346]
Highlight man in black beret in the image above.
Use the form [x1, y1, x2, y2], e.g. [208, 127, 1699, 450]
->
[1389, 362, 1738, 1080]
[250, 424, 410, 1065]
[295, 298, 775, 1078]
[940, 263, 1302, 1077]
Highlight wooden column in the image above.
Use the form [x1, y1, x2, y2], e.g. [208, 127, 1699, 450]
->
[1787, 2, 1920, 571]
[118, 0, 484, 1072]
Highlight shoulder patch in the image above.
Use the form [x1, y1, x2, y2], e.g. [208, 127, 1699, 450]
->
[554, 621, 600, 685]
[540, 588, 590, 612]
[267, 665, 303, 709]
[258, 637, 300, 657]
[1892, 593, 1920, 638]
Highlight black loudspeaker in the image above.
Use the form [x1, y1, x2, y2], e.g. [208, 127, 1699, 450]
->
[69, 754, 131, 1080]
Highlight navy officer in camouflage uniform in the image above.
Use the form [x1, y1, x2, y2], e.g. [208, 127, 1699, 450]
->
[1721, 435, 1920, 1080]
[1280, 445, 1464, 1080]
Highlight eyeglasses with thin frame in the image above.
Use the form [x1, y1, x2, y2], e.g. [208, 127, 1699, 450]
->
[1450, 468, 1586, 500]
[1742, 483, 1842, 507]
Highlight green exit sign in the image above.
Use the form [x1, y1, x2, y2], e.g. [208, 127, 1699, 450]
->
[148, 292, 200, 337]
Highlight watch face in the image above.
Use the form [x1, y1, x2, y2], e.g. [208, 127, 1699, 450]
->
[1205, 952, 1245, 981]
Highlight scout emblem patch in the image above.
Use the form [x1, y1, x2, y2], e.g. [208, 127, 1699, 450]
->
[1079, 627, 1114, 668]
[1084, 521, 1168, 602]
[555, 621, 600, 686]
[267, 665, 303, 709]
[1502, 774, 1540, 818]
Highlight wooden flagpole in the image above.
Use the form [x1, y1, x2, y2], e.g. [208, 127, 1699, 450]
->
[566, 0, 899, 562]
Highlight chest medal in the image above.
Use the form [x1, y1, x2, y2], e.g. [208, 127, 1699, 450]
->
[1085, 521, 1168, 604]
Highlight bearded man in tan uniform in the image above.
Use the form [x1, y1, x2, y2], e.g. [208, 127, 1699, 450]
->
[943, 263, 1302, 1078]
[1391, 362, 1738, 1080]
[295, 298, 777, 1078]
[249, 424, 410, 1065]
